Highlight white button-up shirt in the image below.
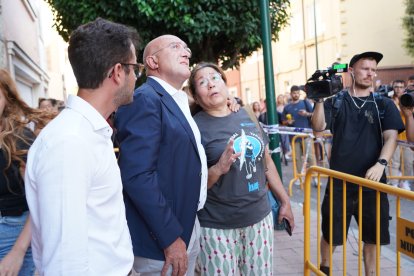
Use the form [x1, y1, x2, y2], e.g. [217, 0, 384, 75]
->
[25, 95, 133, 275]
[149, 76, 207, 210]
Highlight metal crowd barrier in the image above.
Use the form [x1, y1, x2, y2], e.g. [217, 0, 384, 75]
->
[387, 140, 414, 184]
[303, 166, 414, 276]
[287, 133, 332, 196]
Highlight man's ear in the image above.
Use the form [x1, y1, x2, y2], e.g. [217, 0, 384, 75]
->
[349, 68, 354, 78]
[145, 56, 158, 70]
[111, 63, 124, 84]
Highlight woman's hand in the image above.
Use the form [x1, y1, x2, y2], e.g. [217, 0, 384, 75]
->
[213, 139, 241, 175]
[278, 201, 295, 232]
[0, 248, 25, 276]
[207, 139, 241, 189]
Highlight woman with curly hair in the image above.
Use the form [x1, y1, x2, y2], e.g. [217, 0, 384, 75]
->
[0, 69, 53, 275]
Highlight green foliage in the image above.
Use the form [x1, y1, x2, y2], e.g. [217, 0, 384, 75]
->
[47, 0, 290, 69]
[403, 0, 414, 57]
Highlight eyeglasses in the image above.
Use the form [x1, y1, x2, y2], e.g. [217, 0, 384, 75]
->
[120, 63, 145, 78]
[393, 86, 405, 89]
[197, 72, 223, 88]
[108, 63, 144, 79]
[150, 42, 192, 57]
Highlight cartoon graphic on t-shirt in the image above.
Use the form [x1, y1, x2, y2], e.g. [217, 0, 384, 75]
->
[233, 129, 263, 180]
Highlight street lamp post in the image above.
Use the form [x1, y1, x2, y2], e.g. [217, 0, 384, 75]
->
[259, 0, 282, 178]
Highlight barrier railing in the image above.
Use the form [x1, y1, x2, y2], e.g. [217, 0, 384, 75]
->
[288, 134, 331, 196]
[303, 166, 414, 276]
[289, 138, 414, 196]
[387, 141, 414, 185]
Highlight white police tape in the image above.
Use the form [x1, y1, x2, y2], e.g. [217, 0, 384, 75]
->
[397, 139, 414, 148]
[269, 147, 281, 154]
[262, 124, 331, 135]
[264, 125, 412, 147]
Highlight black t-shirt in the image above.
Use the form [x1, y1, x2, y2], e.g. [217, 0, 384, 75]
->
[0, 128, 35, 211]
[324, 91, 404, 190]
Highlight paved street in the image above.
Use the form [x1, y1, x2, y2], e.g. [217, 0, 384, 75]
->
[277, 155, 414, 275]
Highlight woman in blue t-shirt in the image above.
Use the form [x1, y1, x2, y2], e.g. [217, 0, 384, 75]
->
[189, 62, 294, 275]
[0, 69, 54, 275]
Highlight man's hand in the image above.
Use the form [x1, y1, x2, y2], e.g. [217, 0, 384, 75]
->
[401, 106, 414, 119]
[365, 162, 385, 182]
[227, 97, 240, 112]
[162, 237, 188, 276]
[298, 109, 309, 117]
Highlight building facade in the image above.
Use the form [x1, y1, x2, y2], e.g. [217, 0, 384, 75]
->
[227, 0, 414, 105]
[0, 0, 75, 107]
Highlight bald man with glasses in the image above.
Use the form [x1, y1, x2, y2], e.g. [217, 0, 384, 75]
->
[115, 35, 206, 276]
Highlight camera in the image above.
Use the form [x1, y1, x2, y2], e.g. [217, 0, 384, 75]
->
[376, 85, 393, 95]
[304, 63, 348, 99]
[372, 84, 393, 99]
[400, 92, 414, 108]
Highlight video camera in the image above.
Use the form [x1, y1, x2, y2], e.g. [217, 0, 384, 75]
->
[304, 63, 348, 99]
[400, 86, 414, 108]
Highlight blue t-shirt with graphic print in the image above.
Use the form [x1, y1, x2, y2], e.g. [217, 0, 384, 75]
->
[194, 108, 271, 229]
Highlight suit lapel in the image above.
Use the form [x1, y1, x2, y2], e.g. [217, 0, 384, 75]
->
[146, 78, 200, 158]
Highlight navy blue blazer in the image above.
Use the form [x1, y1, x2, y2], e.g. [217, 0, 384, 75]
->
[115, 78, 202, 261]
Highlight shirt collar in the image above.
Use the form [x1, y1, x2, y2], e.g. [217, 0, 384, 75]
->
[148, 76, 180, 97]
[66, 95, 112, 136]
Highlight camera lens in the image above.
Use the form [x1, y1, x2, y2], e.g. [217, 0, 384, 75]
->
[400, 92, 414, 108]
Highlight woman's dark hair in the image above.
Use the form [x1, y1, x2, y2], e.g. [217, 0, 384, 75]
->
[68, 18, 140, 89]
[188, 62, 227, 97]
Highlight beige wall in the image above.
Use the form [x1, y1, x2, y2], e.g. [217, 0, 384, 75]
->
[239, 51, 267, 104]
[40, 0, 76, 101]
[3, 0, 40, 64]
[0, 0, 76, 106]
[340, 0, 409, 67]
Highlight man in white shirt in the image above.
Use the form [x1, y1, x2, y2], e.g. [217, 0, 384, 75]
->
[25, 18, 141, 275]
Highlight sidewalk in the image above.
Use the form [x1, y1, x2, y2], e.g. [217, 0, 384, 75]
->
[275, 158, 414, 275]
[273, 200, 414, 275]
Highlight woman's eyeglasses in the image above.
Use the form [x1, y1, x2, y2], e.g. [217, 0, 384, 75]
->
[197, 72, 223, 88]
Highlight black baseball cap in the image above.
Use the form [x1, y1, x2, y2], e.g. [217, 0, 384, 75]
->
[349, 51, 383, 67]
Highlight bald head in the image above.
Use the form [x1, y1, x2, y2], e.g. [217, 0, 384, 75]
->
[142, 35, 191, 89]
[143, 35, 178, 63]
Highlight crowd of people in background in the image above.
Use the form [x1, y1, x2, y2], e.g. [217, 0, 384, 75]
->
[38, 98, 65, 113]
[1, 16, 414, 276]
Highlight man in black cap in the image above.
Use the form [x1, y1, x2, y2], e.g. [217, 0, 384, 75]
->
[311, 52, 404, 275]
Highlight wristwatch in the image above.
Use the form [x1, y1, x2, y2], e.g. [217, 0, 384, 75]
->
[377, 159, 388, 166]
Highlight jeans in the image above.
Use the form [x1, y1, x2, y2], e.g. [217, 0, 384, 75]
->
[0, 211, 35, 276]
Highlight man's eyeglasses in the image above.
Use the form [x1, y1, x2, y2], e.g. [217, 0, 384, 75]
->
[120, 63, 145, 78]
[393, 86, 405, 89]
[197, 72, 223, 88]
[150, 42, 192, 57]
